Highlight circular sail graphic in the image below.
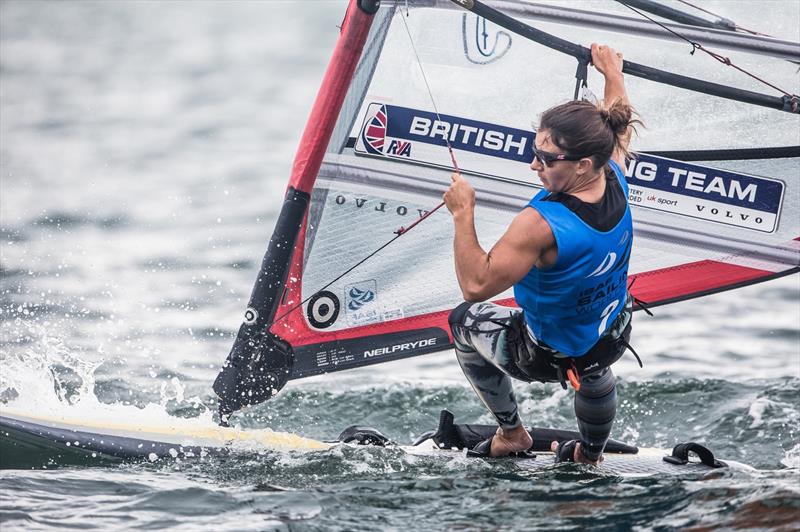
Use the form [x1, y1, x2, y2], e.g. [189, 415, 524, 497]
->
[307, 291, 341, 329]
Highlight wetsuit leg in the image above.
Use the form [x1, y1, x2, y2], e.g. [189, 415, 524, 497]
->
[448, 302, 532, 430]
[574, 367, 617, 461]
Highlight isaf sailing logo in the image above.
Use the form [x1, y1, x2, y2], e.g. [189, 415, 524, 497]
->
[344, 280, 380, 327]
[347, 286, 375, 311]
[586, 252, 617, 278]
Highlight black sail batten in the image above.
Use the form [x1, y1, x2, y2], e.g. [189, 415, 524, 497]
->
[641, 145, 800, 161]
[450, 0, 799, 114]
[618, 0, 735, 32]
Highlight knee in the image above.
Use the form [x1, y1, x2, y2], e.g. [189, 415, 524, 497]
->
[448, 301, 473, 329]
[575, 369, 617, 423]
[575, 386, 617, 424]
[579, 368, 616, 398]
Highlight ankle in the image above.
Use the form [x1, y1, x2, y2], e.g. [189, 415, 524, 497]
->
[577, 443, 603, 464]
[499, 425, 531, 442]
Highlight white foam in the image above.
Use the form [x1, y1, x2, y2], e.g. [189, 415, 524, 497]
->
[781, 442, 800, 469]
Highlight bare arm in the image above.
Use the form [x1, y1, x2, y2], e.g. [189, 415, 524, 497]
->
[452, 207, 550, 302]
[591, 43, 631, 171]
[443, 172, 552, 301]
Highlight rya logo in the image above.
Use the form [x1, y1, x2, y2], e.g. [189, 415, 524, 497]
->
[386, 139, 412, 157]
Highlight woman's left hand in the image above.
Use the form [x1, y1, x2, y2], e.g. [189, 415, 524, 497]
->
[591, 43, 624, 78]
[443, 172, 476, 216]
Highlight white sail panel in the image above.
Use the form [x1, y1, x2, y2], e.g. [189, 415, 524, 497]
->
[267, 2, 798, 379]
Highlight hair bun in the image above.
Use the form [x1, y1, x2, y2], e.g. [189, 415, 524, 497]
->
[601, 99, 633, 138]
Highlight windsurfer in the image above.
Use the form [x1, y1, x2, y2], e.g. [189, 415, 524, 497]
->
[444, 44, 641, 465]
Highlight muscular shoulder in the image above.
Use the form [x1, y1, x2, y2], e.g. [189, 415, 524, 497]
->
[507, 207, 556, 252]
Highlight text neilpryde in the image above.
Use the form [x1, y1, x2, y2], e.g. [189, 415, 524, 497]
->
[364, 338, 438, 358]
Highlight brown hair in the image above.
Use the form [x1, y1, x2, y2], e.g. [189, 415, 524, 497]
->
[538, 99, 642, 169]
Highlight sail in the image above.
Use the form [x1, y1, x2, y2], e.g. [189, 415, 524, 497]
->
[214, 0, 799, 417]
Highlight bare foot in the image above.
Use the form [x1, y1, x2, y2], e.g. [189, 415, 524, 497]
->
[490, 425, 533, 457]
[549, 440, 604, 466]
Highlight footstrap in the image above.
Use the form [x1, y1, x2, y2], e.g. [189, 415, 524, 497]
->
[465, 438, 493, 458]
[663, 442, 727, 468]
[428, 409, 637, 454]
[553, 439, 579, 463]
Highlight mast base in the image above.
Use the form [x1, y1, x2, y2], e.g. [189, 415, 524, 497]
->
[213, 332, 294, 424]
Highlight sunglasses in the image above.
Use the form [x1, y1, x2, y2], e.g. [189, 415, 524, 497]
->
[532, 146, 589, 167]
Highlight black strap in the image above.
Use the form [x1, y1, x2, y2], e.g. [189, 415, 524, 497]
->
[466, 438, 494, 458]
[573, 58, 590, 101]
[620, 338, 644, 368]
[633, 296, 654, 316]
[554, 439, 579, 463]
[430, 409, 638, 454]
[547, 319, 636, 378]
[336, 425, 391, 446]
[555, 366, 568, 390]
[628, 276, 654, 317]
[663, 442, 727, 468]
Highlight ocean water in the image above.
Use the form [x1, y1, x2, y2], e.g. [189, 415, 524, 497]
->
[1, 1, 799, 530]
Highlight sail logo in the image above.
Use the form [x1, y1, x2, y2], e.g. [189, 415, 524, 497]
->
[333, 194, 431, 220]
[361, 104, 388, 155]
[586, 252, 617, 278]
[386, 140, 412, 157]
[363, 338, 438, 358]
[355, 103, 533, 164]
[407, 115, 528, 158]
[347, 286, 375, 311]
[358, 104, 413, 157]
[344, 280, 380, 327]
[462, 14, 512, 65]
[352, 102, 785, 233]
[625, 155, 784, 233]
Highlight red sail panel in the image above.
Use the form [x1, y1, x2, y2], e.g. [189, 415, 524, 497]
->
[629, 259, 800, 308]
[273, 249, 797, 379]
[275, 303, 453, 347]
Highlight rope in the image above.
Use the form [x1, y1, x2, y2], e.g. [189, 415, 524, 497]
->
[674, 0, 768, 36]
[615, 0, 799, 110]
[399, 9, 461, 172]
[269, 231, 403, 327]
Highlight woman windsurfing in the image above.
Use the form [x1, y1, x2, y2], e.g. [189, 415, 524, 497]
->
[443, 43, 641, 465]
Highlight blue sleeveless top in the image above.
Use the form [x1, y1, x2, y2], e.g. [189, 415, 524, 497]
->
[513, 161, 633, 356]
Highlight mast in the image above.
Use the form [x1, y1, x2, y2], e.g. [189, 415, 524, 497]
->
[212, 0, 381, 425]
